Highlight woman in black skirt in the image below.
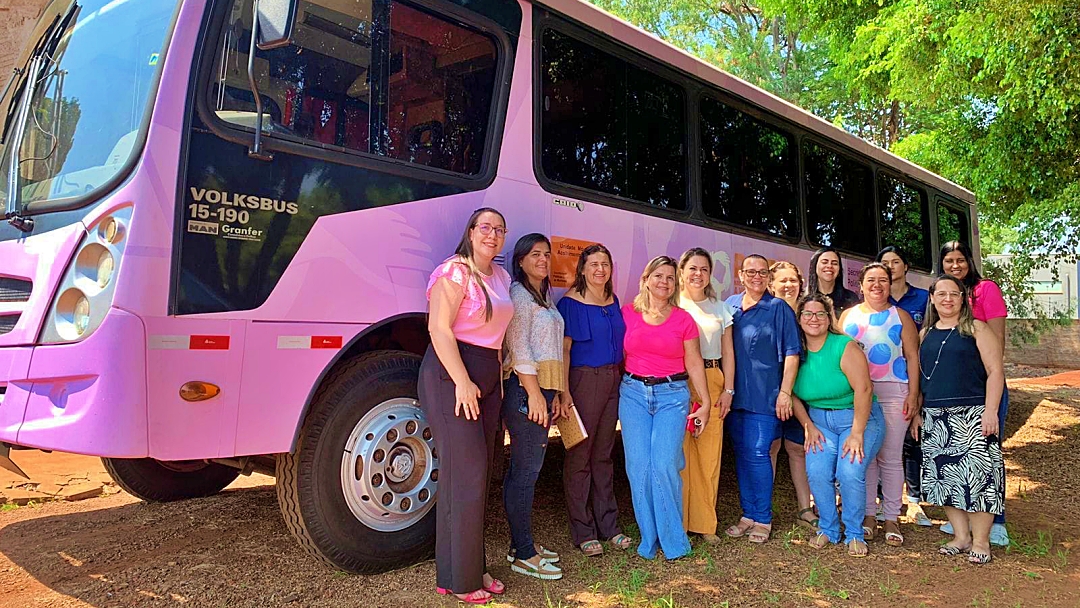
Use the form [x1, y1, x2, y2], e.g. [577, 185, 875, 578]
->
[913, 274, 1005, 565]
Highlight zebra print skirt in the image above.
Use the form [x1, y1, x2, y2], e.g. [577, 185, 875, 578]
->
[920, 404, 1005, 514]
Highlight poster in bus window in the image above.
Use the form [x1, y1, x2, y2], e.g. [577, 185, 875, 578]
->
[550, 237, 598, 289]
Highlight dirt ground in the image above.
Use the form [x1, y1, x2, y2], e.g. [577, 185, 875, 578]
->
[1, 365, 1078, 607]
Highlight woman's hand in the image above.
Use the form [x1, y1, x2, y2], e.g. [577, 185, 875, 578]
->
[454, 380, 482, 420]
[909, 412, 922, 441]
[803, 424, 825, 454]
[717, 391, 733, 419]
[981, 407, 1000, 438]
[903, 390, 920, 421]
[775, 391, 793, 421]
[551, 392, 570, 422]
[841, 432, 865, 463]
[688, 404, 710, 438]
[527, 391, 549, 427]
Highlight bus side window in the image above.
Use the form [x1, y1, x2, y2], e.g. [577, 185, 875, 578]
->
[803, 141, 877, 256]
[879, 174, 931, 269]
[699, 96, 799, 240]
[936, 201, 970, 247]
[210, 0, 499, 177]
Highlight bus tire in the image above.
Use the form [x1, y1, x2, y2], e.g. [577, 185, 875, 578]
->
[102, 458, 240, 502]
[277, 350, 435, 574]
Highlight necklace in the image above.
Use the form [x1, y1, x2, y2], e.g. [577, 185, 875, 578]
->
[919, 326, 956, 381]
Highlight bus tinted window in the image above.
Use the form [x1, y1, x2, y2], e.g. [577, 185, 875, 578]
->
[803, 141, 876, 255]
[212, 0, 498, 176]
[937, 202, 970, 246]
[540, 28, 687, 209]
[878, 174, 931, 268]
[699, 97, 799, 239]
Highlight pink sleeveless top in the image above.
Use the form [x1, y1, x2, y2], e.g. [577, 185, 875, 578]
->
[426, 257, 513, 349]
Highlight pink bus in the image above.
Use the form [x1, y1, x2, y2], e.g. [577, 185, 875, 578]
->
[0, 0, 976, 573]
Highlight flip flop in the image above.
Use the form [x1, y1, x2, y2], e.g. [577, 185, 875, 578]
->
[608, 534, 633, 550]
[436, 588, 493, 605]
[968, 550, 992, 565]
[808, 532, 831, 549]
[939, 543, 971, 556]
[580, 540, 603, 557]
[862, 516, 877, 541]
[883, 521, 904, 547]
[847, 539, 868, 557]
[482, 574, 505, 595]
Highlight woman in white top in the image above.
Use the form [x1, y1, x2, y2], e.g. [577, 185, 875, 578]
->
[677, 248, 736, 543]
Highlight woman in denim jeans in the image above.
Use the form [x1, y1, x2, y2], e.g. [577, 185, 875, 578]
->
[501, 234, 566, 580]
[619, 255, 711, 561]
[791, 294, 885, 557]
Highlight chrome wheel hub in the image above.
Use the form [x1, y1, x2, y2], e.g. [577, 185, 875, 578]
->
[340, 398, 437, 532]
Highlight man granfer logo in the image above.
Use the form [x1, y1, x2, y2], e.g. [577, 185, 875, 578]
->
[187, 220, 219, 235]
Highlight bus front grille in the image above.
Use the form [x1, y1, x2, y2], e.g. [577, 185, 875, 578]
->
[0, 278, 32, 303]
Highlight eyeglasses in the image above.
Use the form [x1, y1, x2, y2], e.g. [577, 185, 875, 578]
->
[474, 223, 506, 238]
[934, 291, 963, 299]
[799, 311, 830, 320]
[742, 269, 769, 278]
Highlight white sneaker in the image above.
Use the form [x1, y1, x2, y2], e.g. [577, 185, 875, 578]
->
[511, 557, 563, 580]
[908, 503, 933, 527]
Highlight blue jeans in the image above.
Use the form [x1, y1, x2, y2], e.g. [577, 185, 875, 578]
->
[727, 409, 781, 524]
[805, 405, 885, 543]
[502, 373, 555, 561]
[619, 375, 691, 560]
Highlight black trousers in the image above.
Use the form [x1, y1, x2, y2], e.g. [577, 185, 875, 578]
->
[418, 342, 502, 593]
[563, 364, 622, 546]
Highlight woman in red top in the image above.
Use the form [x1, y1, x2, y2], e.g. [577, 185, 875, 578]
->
[619, 255, 711, 560]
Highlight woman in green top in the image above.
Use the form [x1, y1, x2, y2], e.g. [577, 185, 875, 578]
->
[790, 294, 885, 557]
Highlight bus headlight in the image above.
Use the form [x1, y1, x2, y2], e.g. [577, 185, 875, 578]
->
[39, 206, 133, 344]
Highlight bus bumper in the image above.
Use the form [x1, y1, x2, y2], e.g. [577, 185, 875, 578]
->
[0, 307, 148, 458]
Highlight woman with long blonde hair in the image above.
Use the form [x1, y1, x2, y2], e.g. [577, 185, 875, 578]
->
[619, 255, 711, 560]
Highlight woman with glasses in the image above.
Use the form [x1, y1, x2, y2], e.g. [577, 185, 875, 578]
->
[723, 255, 801, 544]
[677, 248, 736, 544]
[915, 275, 1005, 565]
[420, 208, 513, 604]
[791, 294, 885, 557]
[767, 261, 816, 531]
[839, 263, 921, 547]
[619, 255, 711, 560]
[501, 233, 564, 580]
[557, 244, 633, 557]
[938, 242, 1010, 546]
[807, 247, 861, 315]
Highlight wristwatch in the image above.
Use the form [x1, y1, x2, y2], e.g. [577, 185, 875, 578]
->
[725, 389, 735, 396]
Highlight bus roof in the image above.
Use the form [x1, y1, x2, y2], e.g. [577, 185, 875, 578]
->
[535, 0, 976, 206]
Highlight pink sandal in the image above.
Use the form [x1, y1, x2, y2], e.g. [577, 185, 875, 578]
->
[437, 588, 493, 605]
[483, 575, 505, 595]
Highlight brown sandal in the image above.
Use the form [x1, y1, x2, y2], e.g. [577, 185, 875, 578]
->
[579, 540, 603, 557]
[725, 517, 755, 538]
[747, 523, 771, 544]
[883, 520, 904, 547]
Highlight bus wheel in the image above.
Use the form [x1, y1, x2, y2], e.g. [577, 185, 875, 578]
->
[102, 458, 240, 502]
[277, 350, 435, 574]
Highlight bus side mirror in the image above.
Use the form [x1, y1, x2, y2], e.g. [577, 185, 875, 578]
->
[255, 0, 296, 50]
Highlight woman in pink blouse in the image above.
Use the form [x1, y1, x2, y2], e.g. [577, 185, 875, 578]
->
[938, 241, 1010, 547]
[619, 255, 711, 561]
[420, 208, 513, 604]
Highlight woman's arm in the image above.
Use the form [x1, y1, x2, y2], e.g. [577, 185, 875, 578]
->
[898, 308, 922, 420]
[974, 320, 1006, 437]
[507, 295, 550, 427]
[684, 337, 711, 436]
[986, 317, 1007, 353]
[791, 395, 824, 453]
[839, 340, 874, 462]
[719, 326, 735, 418]
[428, 277, 480, 420]
[776, 355, 799, 420]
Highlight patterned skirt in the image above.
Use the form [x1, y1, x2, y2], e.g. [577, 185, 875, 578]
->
[920, 404, 1005, 514]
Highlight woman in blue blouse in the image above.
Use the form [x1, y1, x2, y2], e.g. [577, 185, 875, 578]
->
[557, 244, 633, 557]
[723, 254, 802, 543]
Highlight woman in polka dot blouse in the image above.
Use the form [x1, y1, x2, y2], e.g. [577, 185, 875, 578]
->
[839, 263, 921, 547]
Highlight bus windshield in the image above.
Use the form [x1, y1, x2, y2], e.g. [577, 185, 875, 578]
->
[0, 0, 177, 216]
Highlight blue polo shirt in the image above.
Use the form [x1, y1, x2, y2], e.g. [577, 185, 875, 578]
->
[890, 283, 929, 331]
[724, 291, 802, 415]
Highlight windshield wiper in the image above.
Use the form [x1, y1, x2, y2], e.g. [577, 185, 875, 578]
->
[5, 2, 80, 231]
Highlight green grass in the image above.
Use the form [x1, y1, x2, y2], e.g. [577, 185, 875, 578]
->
[879, 574, 900, 596]
[1007, 528, 1052, 558]
[0, 503, 20, 512]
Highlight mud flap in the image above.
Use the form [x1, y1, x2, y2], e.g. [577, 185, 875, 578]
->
[0, 444, 28, 479]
